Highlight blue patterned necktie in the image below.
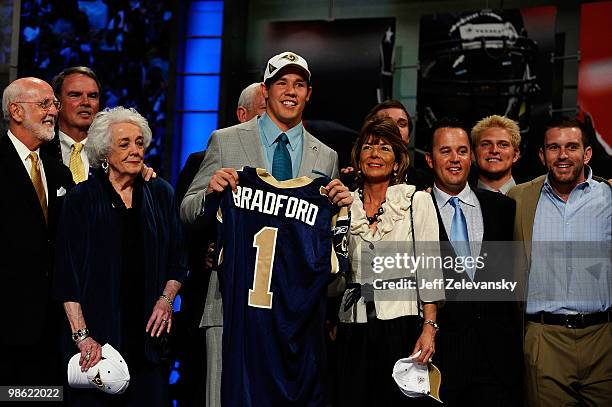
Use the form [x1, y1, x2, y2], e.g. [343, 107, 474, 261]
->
[272, 133, 292, 181]
[448, 196, 473, 279]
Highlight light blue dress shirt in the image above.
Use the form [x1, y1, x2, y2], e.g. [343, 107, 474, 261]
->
[528, 167, 612, 314]
[257, 113, 303, 178]
[433, 183, 485, 253]
[432, 184, 484, 279]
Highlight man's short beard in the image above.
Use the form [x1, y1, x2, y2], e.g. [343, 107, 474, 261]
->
[549, 165, 583, 186]
[24, 120, 55, 142]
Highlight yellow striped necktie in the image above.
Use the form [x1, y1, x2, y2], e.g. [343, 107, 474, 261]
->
[69, 142, 86, 183]
[29, 152, 48, 223]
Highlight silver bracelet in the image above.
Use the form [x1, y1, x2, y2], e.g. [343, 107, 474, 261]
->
[72, 328, 90, 344]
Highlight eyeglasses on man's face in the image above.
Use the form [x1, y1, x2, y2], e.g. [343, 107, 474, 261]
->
[14, 98, 62, 111]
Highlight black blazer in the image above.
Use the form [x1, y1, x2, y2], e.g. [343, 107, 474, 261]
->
[175, 151, 214, 325]
[176, 151, 206, 202]
[0, 133, 73, 346]
[431, 188, 523, 392]
[40, 132, 63, 165]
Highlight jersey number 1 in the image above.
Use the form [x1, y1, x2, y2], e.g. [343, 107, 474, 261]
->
[248, 227, 278, 308]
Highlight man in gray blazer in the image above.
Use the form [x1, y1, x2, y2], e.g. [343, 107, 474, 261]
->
[180, 51, 352, 407]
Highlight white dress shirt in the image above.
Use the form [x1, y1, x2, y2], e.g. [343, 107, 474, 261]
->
[7, 130, 48, 202]
[59, 131, 90, 178]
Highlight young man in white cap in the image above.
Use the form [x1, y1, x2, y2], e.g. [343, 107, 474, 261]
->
[181, 51, 351, 407]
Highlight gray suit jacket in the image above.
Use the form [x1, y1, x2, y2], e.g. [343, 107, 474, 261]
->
[180, 116, 340, 326]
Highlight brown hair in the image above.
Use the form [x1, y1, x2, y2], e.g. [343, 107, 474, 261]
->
[51, 66, 101, 97]
[544, 116, 591, 147]
[351, 116, 409, 187]
[364, 99, 412, 135]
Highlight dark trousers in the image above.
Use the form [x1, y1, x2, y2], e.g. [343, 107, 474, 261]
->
[437, 328, 521, 407]
[441, 357, 519, 407]
[66, 362, 169, 407]
[0, 308, 63, 386]
[335, 316, 437, 407]
[0, 341, 62, 386]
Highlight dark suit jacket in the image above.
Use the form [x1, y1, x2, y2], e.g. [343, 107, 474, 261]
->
[175, 151, 212, 325]
[40, 133, 63, 165]
[0, 133, 73, 346]
[432, 188, 523, 393]
[176, 151, 205, 202]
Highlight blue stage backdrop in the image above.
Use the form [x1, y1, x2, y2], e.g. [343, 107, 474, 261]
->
[18, 0, 175, 176]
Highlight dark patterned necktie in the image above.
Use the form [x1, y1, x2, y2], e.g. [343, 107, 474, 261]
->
[272, 133, 292, 181]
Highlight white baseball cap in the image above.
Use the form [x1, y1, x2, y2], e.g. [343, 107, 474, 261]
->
[67, 343, 131, 395]
[392, 351, 442, 403]
[263, 51, 311, 85]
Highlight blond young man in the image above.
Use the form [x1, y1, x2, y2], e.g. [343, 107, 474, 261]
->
[471, 115, 521, 194]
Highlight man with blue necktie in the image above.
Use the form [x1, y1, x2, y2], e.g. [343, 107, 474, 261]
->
[425, 118, 523, 406]
[181, 51, 352, 407]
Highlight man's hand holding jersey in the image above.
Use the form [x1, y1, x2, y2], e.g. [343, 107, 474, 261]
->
[207, 168, 353, 208]
[207, 168, 239, 194]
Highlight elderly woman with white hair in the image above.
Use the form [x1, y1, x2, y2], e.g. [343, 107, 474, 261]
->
[53, 106, 186, 406]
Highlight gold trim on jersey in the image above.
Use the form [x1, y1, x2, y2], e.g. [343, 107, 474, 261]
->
[216, 207, 223, 223]
[254, 168, 313, 188]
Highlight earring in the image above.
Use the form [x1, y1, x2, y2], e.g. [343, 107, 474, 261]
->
[102, 158, 109, 174]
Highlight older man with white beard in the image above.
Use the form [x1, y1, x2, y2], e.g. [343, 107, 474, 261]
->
[0, 77, 73, 385]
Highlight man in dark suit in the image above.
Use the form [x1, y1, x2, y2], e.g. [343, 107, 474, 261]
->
[0, 77, 73, 385]
[42, 66, 101, 182]
[425, 118, 523, 406]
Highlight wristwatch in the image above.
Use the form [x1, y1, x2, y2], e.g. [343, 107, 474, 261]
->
[424, 319, 440, 331]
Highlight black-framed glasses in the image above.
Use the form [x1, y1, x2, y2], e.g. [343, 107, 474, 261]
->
[14, 99, 62, 111]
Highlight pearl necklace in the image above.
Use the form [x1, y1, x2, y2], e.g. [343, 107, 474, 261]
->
[358, 188, 385, 225]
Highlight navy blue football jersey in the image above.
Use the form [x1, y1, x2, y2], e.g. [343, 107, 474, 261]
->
[216, 167, 348, 407]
